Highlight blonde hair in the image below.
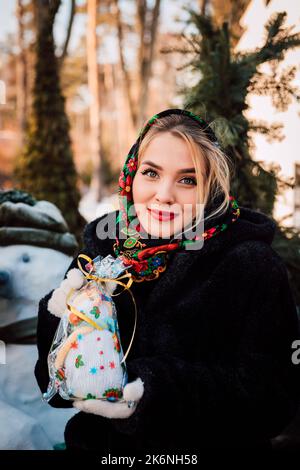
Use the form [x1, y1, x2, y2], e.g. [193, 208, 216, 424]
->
[137, 114, 235, 231]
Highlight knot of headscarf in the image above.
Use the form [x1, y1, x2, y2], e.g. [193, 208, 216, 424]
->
[112, 109, 240, 282]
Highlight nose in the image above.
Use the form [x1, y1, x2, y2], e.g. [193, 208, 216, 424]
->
[0, 271, 11, 298]
[0, 271, 10, 286]
[154, 180, 175, 205]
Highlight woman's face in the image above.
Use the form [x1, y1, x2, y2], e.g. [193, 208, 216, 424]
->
[132, 132, 199, 238]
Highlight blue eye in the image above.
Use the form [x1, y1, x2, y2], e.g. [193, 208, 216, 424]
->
[22, 254, 30, 263]
[180, 177, 197, 186]
[141, 168, 158, 178]
[141, 168, 196, 186]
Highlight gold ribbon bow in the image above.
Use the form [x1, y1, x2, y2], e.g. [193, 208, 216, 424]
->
[66, 254, 137, 364]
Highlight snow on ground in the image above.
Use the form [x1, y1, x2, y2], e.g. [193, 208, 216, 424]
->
[79, 190, 119, 223]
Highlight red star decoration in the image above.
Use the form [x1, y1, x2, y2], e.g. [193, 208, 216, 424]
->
[70, 341, 78, 349]
[109, 361, 115, 369]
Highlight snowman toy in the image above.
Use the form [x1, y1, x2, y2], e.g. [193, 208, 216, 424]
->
[44, 254, 135, 404]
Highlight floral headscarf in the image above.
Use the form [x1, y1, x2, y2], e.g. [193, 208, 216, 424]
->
[113, 109, 240, 282]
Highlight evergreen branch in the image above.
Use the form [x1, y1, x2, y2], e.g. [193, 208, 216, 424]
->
[160, 46, 191, 54]
[248, 120, 284, 142]
[181, 32, 202, 54]
[264, 11, 287, 42]
[252, 159, 294, 189]
[249, 65, 300, 111]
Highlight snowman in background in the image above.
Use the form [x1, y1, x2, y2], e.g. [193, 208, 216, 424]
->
[0, 190, 80, 450]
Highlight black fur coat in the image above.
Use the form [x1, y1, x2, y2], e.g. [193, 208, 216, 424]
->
[35, 207, 300, 452]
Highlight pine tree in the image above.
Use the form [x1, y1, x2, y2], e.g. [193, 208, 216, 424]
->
[167, 10, 300, 306]
[14, 0, 86, 243]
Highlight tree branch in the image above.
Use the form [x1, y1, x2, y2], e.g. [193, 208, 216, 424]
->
[113, 0, 137, 126]
[58, 0, 75, 65]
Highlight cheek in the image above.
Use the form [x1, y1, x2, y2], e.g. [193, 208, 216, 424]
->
[132, 176, 140, 202]
[132, 174, 150, 203]
[177, 190, 198, 221]
[178, 188, 197, 207]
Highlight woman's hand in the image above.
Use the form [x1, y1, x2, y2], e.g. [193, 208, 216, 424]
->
[73, 377, 144, 419]
[47, 268, 87, 318]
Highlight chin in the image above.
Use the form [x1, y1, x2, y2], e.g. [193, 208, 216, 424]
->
[149, 229, 175, 239]
[138, 215, 179, 239]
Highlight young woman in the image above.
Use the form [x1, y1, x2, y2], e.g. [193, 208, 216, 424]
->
[35, 108, 300, 452]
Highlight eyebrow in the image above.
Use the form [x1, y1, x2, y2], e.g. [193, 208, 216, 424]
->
[140, 160, 196, 174]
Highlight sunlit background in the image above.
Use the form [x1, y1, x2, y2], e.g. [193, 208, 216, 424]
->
[0, 0, 300, 451]
[0, 0, 299, 226]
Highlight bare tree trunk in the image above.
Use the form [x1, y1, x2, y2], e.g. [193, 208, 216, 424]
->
[137, 0, 161, 128]
[87, 0, 104, 201]
[58, 0, 75, 66]
[199, 0, 208, 15]
[113, 0, 137, 126]
[211, 0, 251, 46]
[16, 0, 28, 140]
[136, 0, 146, 126]
[113, 0, 161, 131]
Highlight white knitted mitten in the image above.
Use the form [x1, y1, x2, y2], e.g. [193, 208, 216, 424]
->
[47, 268, 87, 318]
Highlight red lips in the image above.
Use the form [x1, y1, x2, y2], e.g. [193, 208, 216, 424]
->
[148, 208, 177, 221]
